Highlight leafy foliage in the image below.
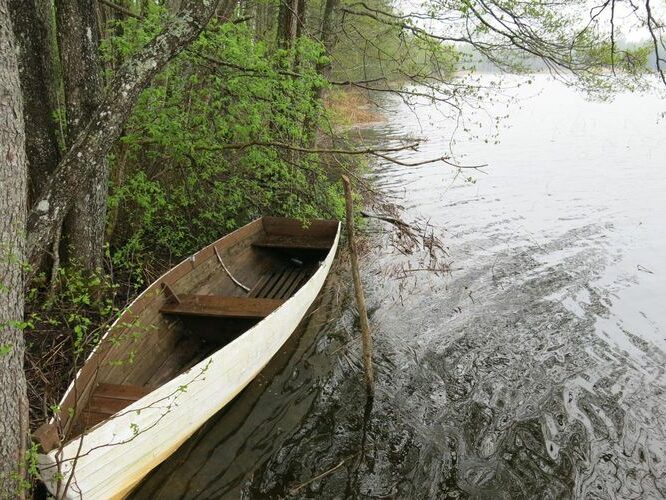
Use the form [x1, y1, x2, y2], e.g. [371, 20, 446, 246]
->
[310, 0, 459, 84]
[24, 265, 118, 425]
[104, 15, 345, 287]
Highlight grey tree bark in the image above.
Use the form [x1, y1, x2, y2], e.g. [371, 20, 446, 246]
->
[317, 0, 339, 81]
[7, 0, 61, 205]
[0, 0, 29, 494]
[276, 0, 299, 49]
[27, 0, 226, 267]
[166, 0, 183, 13]
[253, 0, 276, 41]
[56, 0, 107, 270]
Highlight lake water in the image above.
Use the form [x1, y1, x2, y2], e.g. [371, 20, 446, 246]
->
[132, 75, 666, 498]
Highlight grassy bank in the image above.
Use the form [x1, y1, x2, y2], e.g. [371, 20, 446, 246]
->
[324, 87, 385, 128]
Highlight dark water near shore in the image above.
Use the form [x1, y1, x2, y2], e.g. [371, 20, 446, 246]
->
[132, 75, 666, 499]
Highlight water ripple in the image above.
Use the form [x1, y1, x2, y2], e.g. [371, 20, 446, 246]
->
[132, 76, 666, 499]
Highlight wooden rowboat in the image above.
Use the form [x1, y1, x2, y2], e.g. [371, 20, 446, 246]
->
[35, 217, 340, 498]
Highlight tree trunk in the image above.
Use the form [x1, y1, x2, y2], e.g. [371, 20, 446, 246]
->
[215, 0, 236, 22]
[165, 0, 183, 14]
[296, 0, 305, 38]
[8, 0, 61, 206]
[317, 0, 339, 81]
[0, 0, 29, 494]
[56, 0, 107, 270]
[26, 0, 227, 267]
[294, 0, 305, 67]
[276, 0, 298, 49]
[253, 0, 275, 40]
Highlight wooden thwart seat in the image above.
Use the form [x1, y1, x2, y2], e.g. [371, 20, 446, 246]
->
[82, 383, 153, 430]
[252, 234, 332, 250]
[160, 295, 284, 319]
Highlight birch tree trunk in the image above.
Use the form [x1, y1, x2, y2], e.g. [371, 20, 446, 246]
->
[56, 0, 107, 270]
[0, 0, 29, 494]
[26, 0, 226, 267]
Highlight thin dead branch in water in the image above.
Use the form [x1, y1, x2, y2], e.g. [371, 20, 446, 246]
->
[288, 452, 360, 495]
[360, 210, 415, 230]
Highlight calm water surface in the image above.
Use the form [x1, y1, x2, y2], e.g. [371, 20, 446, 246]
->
[133, 75, 666, 498]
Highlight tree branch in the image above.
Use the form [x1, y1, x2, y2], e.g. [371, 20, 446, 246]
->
[200, 140, 486, 169]
[202, 140, 421, 155]
[645, 0, 666, 85]
[27, 0, 228, 265]
[98, 0, 140, 19]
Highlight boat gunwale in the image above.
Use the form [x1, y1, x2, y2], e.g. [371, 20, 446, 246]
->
[42, 217, 340, 450]
[37, 221, 340, 497]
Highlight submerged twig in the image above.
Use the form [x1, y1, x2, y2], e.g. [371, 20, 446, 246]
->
[288, 453, 360, 495]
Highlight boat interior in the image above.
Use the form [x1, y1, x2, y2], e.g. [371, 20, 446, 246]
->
[34, 217, 338, 452]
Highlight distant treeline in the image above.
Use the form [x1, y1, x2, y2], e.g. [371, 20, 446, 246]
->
[458, 39, 663, 73]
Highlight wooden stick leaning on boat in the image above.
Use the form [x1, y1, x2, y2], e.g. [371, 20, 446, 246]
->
[342, 175, 375, 396]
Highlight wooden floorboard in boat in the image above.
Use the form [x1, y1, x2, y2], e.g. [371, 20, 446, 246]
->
[248, 273, 272, 298]
[270, 269, 297, 299]
[281, 270, 310, 298]
[255, 270, 283, 299]
[248, 267, 313, 300]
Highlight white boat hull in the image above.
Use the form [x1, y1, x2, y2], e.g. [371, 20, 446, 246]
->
[38, 226, 340, 498]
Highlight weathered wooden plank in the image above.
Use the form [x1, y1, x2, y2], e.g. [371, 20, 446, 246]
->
[32, 423, 60, 453]
[117, 318, 181, 386]
[252, 234, 333, 250]
[280, 269, 312, 299]
[80, 410, 109, 430]
[270, 269, 299, 299]
[248, 273, 271, 298]
[265, 269, 294, 299]
[83, 383, 154, 429]
[147, 337, 204, 387]
[254, 271, 283, 299]
[94, 383, 153, 402]
[261, 216, 338, 239]
[160, 295, 285, 319]
[87, 397, 136, 416]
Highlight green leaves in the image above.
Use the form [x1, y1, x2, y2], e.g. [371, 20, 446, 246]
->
[25, 264, 119, 358]
[107, 20, 344, 283]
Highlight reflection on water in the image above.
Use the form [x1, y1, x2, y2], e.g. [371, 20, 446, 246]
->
[132, 75, 666, 498]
